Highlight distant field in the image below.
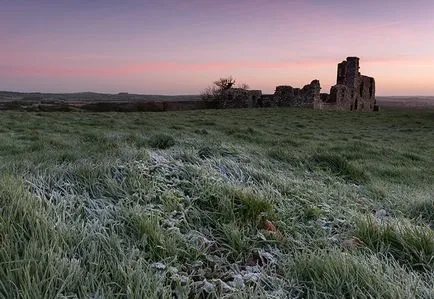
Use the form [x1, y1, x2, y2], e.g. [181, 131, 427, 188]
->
[0, 91, 202, 112]
[0, 108, 433, 298]
[2, 91, 434, 111]
[0, 91, 200, 103]
[377, 96, 434, 109]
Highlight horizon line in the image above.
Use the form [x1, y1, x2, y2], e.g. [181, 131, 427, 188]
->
[1, 89, 433, 98]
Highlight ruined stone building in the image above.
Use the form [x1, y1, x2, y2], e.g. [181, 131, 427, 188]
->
[214, 56, 377, 111]
[250, 57, 376, 111]
[314, 57, 377, 111]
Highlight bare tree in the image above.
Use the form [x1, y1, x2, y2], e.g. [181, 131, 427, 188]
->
[213, 76, 236, 90]
[237, 82, 250, 90]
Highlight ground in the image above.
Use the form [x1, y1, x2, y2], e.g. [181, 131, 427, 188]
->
[0, 108, 433, 298]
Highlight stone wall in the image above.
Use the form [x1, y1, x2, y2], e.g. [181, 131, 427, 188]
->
[257, 94, 276, 107]
[273, 80, 320, 108]
[219, 88, 262, 109]
[356, 75, 376, 111]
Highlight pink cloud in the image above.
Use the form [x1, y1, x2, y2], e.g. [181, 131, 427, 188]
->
[1, 58, 338, 78]
[4, 55, 432, 77]
[2, 54, 434, 95]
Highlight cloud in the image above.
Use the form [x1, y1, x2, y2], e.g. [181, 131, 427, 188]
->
[0, 58, 338, 78]
[4, 54, 433, 78]
[2, 55, 434, 95]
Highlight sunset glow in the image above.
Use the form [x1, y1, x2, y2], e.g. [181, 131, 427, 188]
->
[1, 0, 434, 95]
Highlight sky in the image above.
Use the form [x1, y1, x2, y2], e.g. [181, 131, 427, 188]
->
[1, 0, 434, 95]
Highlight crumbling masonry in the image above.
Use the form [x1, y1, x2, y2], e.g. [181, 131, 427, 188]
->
[273, 80, 320, 108]
[212, 56, 377, 111]
[220, 88, 262, 108]
[314, 57, 377, 111]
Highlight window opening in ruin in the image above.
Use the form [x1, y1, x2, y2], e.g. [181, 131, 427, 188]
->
[360, 84, 363, 97]
[354, 98, 358, 110]
[369, 84, 373, 98]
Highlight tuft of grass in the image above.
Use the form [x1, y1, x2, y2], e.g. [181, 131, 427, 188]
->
[309, 153, 368, 183]
[194, 128, 208, 135]
[355, 216, 434, 271]
[148, 133, 175, 149]
[293, 249, 429, 298]
[198, 146, 217, 159]
[230, 187, 274, 223]
[406, 197, 434, 227]
[219, 222, 250, 259]
[402, 152, 423, 161]
[124, 209, 185, 260]
[198, 144, 238, 160]
[160, 189, 185, 212]
[303, 205, 324, 221]
[267, 148, 302, 167]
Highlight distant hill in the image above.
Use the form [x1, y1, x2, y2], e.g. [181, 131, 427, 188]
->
[0, 91, 204, 112]
[0, 91, 201, 103]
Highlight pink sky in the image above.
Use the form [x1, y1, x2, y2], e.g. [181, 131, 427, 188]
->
[1, 0, 434, 95]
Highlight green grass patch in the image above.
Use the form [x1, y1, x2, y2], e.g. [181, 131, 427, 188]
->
[0, 108, 433, 297]
[355, 216, 434, 271]
[293, 250, 430, 298]
[309, 153, 368, 183]
[148, 133, 175, 149]
[406, 197, 434, 227]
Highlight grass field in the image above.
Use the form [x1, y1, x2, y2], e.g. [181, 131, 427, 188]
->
[0, 108, 433, 298]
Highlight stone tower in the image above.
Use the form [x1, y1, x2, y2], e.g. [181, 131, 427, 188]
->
[337, 57, 360, 90]
[315, 57, 377, 111]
